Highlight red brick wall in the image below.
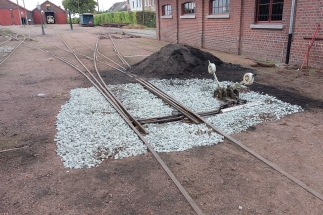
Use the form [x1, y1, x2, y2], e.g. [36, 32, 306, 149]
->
[157, 0, 323, 68]
[202, 0, 241, 54]
[158, 0, 178, 44]
[239, 0, 291, 63]
[0, 0, 32, 25]
[289, 0, 323, 68]
[178, 0, 202, 48]
[0, 9, 12, 25]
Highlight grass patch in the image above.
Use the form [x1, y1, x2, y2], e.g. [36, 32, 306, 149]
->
[140, 41, 152, 45]
[256, 59, 276, 65]
[122, 24, 146, 29]
[309, 68, 316, 73]
[0, 140, 15, 151]
[0, 29, 14, 35]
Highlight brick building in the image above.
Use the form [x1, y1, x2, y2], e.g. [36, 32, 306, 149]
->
[156, 0, 323, 68]
[0, 0, 33, 25]
[32, 1, 67, 24]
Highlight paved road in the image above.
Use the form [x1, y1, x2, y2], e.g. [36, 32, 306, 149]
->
[107, 27, 156, 39]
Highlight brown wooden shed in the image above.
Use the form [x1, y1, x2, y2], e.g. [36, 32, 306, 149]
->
[32, 0, 67, 24]
[0, 0, 33, 25]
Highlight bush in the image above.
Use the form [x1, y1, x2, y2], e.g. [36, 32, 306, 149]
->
[94, 14, 101, 25]
[93, 11, 155, 27]
[67, 17, 80, 24]
[135, 11, 156, 28]
[93, 11, 143, 26]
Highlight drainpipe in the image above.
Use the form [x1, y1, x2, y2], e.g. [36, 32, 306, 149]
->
[157, 0, 160, 40]
[238, 0, 243, 55]
[285, 0, 297, 64]
[201, 0, 204, 48]
[176, 0, 179, 44]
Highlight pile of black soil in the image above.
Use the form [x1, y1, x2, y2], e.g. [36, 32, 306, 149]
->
[130, 44, 234, 79]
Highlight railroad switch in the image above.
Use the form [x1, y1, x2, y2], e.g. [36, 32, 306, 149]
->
[208, 60, 256, 103]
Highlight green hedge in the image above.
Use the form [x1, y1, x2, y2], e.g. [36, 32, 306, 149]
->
[67, 18, 80, 24]
[94, 11, 155, 28]
[94, 11, 137, 25]
[136, 11, 156, 28]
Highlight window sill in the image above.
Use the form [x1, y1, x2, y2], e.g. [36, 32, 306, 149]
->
[161, 15, 172, 19]
[206, 14, 230, 19]
[250, 24, 284, 30]
[180, 14, 196, 19]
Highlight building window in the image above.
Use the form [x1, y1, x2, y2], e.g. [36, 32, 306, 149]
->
[210, 0, 230, 14]
[182, 2, 195, 15]
[136, 0, 141, 8]
[257, 0, 284, 22]
[162, 5, 172, 16]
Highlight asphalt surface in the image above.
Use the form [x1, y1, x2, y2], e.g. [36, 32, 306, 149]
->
[107, 27, 156, 39]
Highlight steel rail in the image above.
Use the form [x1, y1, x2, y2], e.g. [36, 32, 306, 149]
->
[69, 33, 201, 124]
[23, 39, 127, 76]
[109, 37, 323, 203]
[24, 41, 146, 138]
[107, 37, 127, 65]
[58, 31, 205, 215]
[139, 79, 202, 120]
[137, 101, 264, 124]
[101, 31, 202, 123]
[57, 29, 323, 208]
[136, 79, 201, 124]
[106, 30, 131, 68]
[142, 80, 323, 202]
[56, 34, 147, 133]
[56, 33, 130, 115]
[0, 146, 29, 153]
[68, 34, 127, 70]
[0, 36, 25, 66]
[24, 40, 205, 215]
[123, 55, 150, 58]
[99, 34, 155, 57]
[56, 33, 148, 135]
[93, 34, 148, 134]
[137, 109, 221, 124]
[140, 75, 323, 202]
[77, 27, 323, 203]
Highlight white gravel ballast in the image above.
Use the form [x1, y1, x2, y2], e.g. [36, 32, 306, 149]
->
[55, 79, 302, 168]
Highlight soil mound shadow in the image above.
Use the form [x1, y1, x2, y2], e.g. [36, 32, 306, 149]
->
[130, 44, 223, 78]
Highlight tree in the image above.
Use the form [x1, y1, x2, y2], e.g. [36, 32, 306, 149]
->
[62, 0, 97, 14]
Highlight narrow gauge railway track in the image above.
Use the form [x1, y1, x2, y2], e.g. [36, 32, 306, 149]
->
[102, 28, 323, 203]
[0, 36, 26, 66]
[24, 31, 206, 214]
[24, 29, 323, 214]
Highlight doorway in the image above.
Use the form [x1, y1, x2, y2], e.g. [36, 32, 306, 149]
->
[45, 12, 55, 24]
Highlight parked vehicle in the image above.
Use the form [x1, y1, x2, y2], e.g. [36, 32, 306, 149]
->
[79, 13, 94, 27]
[47, 15, 54, 24]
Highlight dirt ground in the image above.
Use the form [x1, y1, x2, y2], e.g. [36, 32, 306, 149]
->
[0, 24, 323, 215]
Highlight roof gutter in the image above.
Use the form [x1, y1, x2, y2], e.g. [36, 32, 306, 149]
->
[285, 0, 297, 64]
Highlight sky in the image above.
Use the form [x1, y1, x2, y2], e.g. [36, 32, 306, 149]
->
[11, 0, 123, 12]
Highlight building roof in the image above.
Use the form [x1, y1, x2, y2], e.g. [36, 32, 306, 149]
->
[0, 0, 32, 12]
[32, 0, 65, 12]
[108, 1, 127, 12]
